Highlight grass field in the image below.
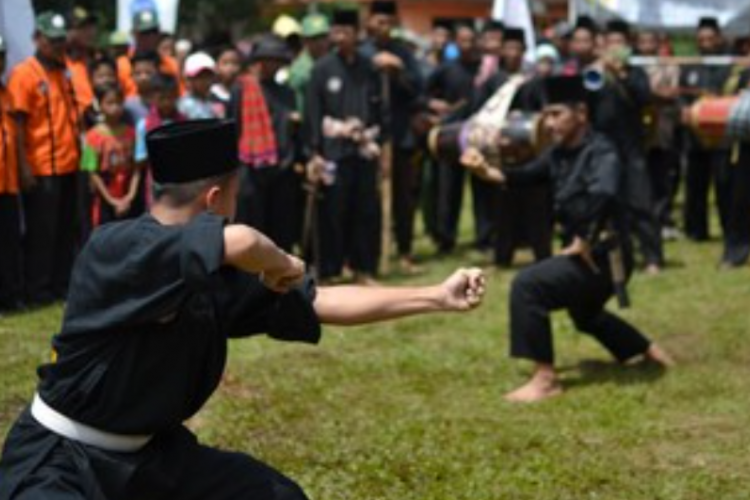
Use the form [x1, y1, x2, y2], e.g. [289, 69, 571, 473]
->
[1, 228, 749, 499]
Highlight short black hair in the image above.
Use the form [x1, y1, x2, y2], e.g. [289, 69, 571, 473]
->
[130, 49, 160, 67]
[94, 82, 123, 103]
[211, 44, 240, 61]
[88, 56, 117, 77]
[152, 170, 237, 206]
[151, 73, 179, 94]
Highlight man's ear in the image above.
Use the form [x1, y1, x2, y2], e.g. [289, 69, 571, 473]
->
[204, 185, 223, 211]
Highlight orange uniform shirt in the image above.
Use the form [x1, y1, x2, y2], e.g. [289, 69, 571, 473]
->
[7, 57, 82, 177]
[66, 56, 95, 112]
[0, 85, 19, 194]
[117, 52, 184, 97]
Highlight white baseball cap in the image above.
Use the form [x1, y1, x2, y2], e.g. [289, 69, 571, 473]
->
[184, 52, 216, 78]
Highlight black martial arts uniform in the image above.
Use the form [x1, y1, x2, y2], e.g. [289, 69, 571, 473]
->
[504, 132, 652, 364]
[426, 57, 486, 252]
[360, 38, 423, 259]
[679, 62, 732, 241]
[233, 77, 302, 252]
[589, 65, 664, 267]
[306, 49, 382, 279]
[475, 73, 553, 266]
[0, 212, 321, 500]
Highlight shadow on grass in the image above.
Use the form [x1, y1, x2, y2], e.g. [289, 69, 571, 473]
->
[559, 359, 667, 390]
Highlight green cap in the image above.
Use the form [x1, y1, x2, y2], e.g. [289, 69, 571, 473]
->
[301, 13, 330, 38]
[0, 35, 6, 53]
[109, 31, 130, 47]
[132, 9, 160, 33]
[36, 11, 68, 40]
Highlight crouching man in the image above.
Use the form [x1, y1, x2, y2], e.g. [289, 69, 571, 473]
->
[0, 119, 486, 499]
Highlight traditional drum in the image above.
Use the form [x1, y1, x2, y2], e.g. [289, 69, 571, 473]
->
[688, 96, 737, 149]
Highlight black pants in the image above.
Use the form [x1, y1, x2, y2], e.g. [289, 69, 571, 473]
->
[316, 157, 380, 279]
[624, 155, 664, 267]
[0, 411, 309, 500]
[494, 185, 553, 267]
[435, 160, 495, 252]
[0, 194, 23, 310]
[684, 149, 732, 241]
[647, 147, 681, 229]
[509, 255, 651, 365]
[392, 148, 421, 257]
[722, 146, 750, 266]
[22, 174, 78, 304]
[236, 166, 300, 253]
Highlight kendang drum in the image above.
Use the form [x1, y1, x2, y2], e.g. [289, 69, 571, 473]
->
[428, 111, 548, 167]
[688, 96, 738, 149]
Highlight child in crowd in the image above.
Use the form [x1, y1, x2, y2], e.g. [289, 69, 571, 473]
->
[210, 45, 242, 117]
[82, 57, 118, 129]
[124, 50, 160, 124]
[81, 84, 140, 227]
[179, 51, 222, 119]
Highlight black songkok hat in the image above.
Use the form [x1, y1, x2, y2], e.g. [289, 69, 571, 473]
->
[606, 19, 631, 37]
[504, 27, 526, 45]
[432, 18, 454, 32]
[482, 19, 505, 34]
[698, 17, 721, 32]
[544, 76, 588, 105]
[575, 15, 599, 34]
[370, 1, 397, 16]
[147, 119, 239, 185]
[332, 8, 360, 28]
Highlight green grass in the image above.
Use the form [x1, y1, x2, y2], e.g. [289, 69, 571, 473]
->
[1, 230, 749, 499]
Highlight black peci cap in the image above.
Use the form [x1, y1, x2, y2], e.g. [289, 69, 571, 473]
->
[147, 119, 239, 185]
[575, 15, 599, 35]
[481, 19, 505, 34]
[503, 27, 526, 45]
[698, 16, 720, 32]
[544, 76, 588, 105]
[370, 0, 398, 16]
[606, 19, 631, 37]
[332, 8, 360, 28]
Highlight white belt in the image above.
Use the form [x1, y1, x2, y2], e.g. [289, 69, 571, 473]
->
[31, 393, 153, 453]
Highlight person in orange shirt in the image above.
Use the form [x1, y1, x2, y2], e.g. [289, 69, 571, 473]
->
[66, 6, 99, 111]
[8, 11, 83, 306]
[117, 9, 184, 97]
[0, 37, 23, 313]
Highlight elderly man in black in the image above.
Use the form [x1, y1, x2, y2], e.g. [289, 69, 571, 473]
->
[465, 76, 672, 403]
[0, 119, 487, 499]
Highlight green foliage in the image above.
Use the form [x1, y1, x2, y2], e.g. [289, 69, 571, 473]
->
[2, 233, 749, 499]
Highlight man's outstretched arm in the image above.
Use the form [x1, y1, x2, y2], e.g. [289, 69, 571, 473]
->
[314, 268, 487, 326]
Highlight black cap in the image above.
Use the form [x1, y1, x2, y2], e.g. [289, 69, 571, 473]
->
[575, 15, 599, 34]
[544, 76, 588, 105]
[370, 1, 397, 16]
[698, 17, 720, 32]
[432, 18, 454, 32]
[504, 27, 526, 45]
[606, 19, 630, 37]
[332, 8, 360, 28]
[147, 120, 239, 185]
[250, 34, 293, 63]
[482, 19, 505, 34]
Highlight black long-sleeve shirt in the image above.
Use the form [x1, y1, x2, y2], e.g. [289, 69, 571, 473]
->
[38, 212, 321, 435]
[306, 50, 382, 162]
[679, 62, 731, 151]
[426, 58, 481, 124]
[504, 132, 626, 249]
[359, 38, 423, 149]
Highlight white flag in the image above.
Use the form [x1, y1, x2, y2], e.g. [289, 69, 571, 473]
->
[0, 0, 35, 80]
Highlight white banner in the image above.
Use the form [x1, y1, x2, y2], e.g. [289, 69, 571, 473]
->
[572, 0, 750, 33]
[117, 0, 181, 36]
[493, 0, 537, 60]
[0, 0, 35, 80]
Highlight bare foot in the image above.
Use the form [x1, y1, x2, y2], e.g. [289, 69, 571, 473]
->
[645, 343, 675, 368]
[354, 273, 381, 287]
[645, 264, 662, 276]
[399, 257, 423, 275]
[504, 371, 563, 403]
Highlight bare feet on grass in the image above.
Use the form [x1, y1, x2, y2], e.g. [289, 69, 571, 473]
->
[504, 364, 563, 403]
[645, 343, 675, 367]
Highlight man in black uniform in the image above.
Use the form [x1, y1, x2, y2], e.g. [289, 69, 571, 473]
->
[360, 0, 423, 273]
[466, 76, 672, 403]
[589, 20, 664, 273]
[306, 8, 382, 283]
[679, 17, 731, 242]
[0, 119, 487, 499]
